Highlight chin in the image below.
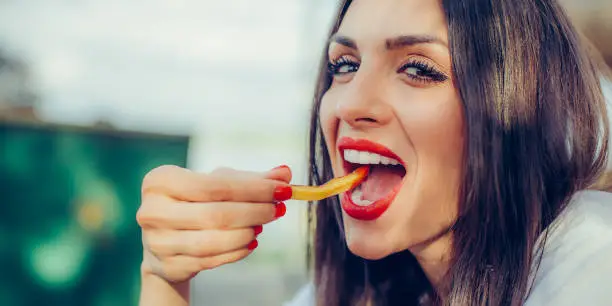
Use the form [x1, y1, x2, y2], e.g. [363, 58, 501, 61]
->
[344, 229, 397, 261]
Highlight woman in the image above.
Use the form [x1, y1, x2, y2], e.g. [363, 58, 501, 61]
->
[136, 0, 612, 305]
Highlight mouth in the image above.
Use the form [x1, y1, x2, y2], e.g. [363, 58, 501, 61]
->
[338, 137, 407, 221]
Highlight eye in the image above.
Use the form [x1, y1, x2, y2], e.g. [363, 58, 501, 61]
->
[398, 60, 448, 84]
[328, 55, 360, 76]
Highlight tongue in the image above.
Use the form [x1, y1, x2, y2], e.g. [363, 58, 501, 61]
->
[361, 165, 404, 202]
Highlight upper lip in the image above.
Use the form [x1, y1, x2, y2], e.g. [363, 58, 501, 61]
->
[337, 137, 405, 170]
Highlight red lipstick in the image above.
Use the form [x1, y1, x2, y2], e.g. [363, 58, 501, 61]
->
[336, 137, 405, 221]
[338, 137, 404, 165]
[341, 184, 401, 221]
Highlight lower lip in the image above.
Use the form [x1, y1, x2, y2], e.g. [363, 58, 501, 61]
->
[341, 184, 402, 221]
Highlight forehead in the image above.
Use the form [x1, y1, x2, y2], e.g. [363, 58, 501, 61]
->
[338, 0, 448, 45]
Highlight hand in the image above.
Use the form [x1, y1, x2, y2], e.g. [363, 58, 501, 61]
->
[136, 164, 292, 283]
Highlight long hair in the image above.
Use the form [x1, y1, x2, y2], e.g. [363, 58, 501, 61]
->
[306, 0, 609, 305]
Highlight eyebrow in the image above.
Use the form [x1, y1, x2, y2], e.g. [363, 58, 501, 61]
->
[329, 34, 448, 50]
[330, 34, 358, 49]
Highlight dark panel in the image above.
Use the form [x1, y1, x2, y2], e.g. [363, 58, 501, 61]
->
[0, 121, 190, 306]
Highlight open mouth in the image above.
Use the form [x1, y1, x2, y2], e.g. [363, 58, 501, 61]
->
[344, 150, 406, 205]
[338, 137, 407, 220]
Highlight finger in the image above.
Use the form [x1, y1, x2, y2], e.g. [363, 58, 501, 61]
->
[211, 165, 292, 187]
[138, 194, 282, 230]
[263, 165, 292, 184]
[145, 227, 257, 257]
[142, 165, 290, 203]
[194, 247, 253, 270]
[160, 249, 253, 281]
[212, 165, 290, 182]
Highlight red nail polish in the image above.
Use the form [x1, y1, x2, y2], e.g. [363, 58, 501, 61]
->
[275, 202, 286, 219]
[253, 225, 263, 236]
[273, 185, 292, 201]
[272, 165, 289, 171]
[247, 240, 258, 251]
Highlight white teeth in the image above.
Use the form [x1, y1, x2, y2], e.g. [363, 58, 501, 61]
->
[343, 149, 400, 166]
[347, 150, 359, 162]
[369, 153, 381, 164]
[351, 188, 373, 206]
[358, 151, 371, 164]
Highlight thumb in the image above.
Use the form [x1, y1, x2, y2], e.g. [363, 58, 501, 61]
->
[264, 165, 292, 184]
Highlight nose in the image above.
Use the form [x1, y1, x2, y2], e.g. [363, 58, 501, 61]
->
[335, 72, 393, 129]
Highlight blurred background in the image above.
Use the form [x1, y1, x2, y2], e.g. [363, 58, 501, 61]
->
[0, 0, 610, 305]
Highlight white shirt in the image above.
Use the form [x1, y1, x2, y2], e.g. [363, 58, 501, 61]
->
[524, 190, 612, 305]
[284, 190, 612, 306]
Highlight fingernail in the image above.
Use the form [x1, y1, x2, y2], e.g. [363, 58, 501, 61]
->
[247, 240, 259, 251]
[253, 225, 263, 236]
[272, 165, 289, 171]
[275, 202, 287, 219]
[273, 185, 292, 201]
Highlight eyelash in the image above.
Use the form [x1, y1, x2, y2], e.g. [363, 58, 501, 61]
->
[327, 56, 359, 75]
[398, 60, 448, 83]
[327, 56, 448, 84]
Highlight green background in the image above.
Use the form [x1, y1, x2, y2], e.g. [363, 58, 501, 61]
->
[0, 121, 190, 306]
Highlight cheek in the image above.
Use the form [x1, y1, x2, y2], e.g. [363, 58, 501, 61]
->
[319, 94, 335, 139]
[398, 92, 464, 165]
[319, 92, 341, 166]
[395, 90, 464, 226]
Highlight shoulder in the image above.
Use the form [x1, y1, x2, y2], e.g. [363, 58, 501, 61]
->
[526, 190, 612, 306]
[283, 283, 315, 306]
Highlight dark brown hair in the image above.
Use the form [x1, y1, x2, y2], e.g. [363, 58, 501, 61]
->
[306, 0, 609, 305]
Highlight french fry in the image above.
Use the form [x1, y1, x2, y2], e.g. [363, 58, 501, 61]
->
[290, 166, 369, 201]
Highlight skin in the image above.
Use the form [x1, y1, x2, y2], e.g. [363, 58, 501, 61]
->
[319, 0, 465, 285]
[137, 1, 465, 303]
[137, 165, 292, 305]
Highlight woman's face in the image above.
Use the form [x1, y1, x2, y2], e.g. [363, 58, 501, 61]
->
[320, 0, 464, 260]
